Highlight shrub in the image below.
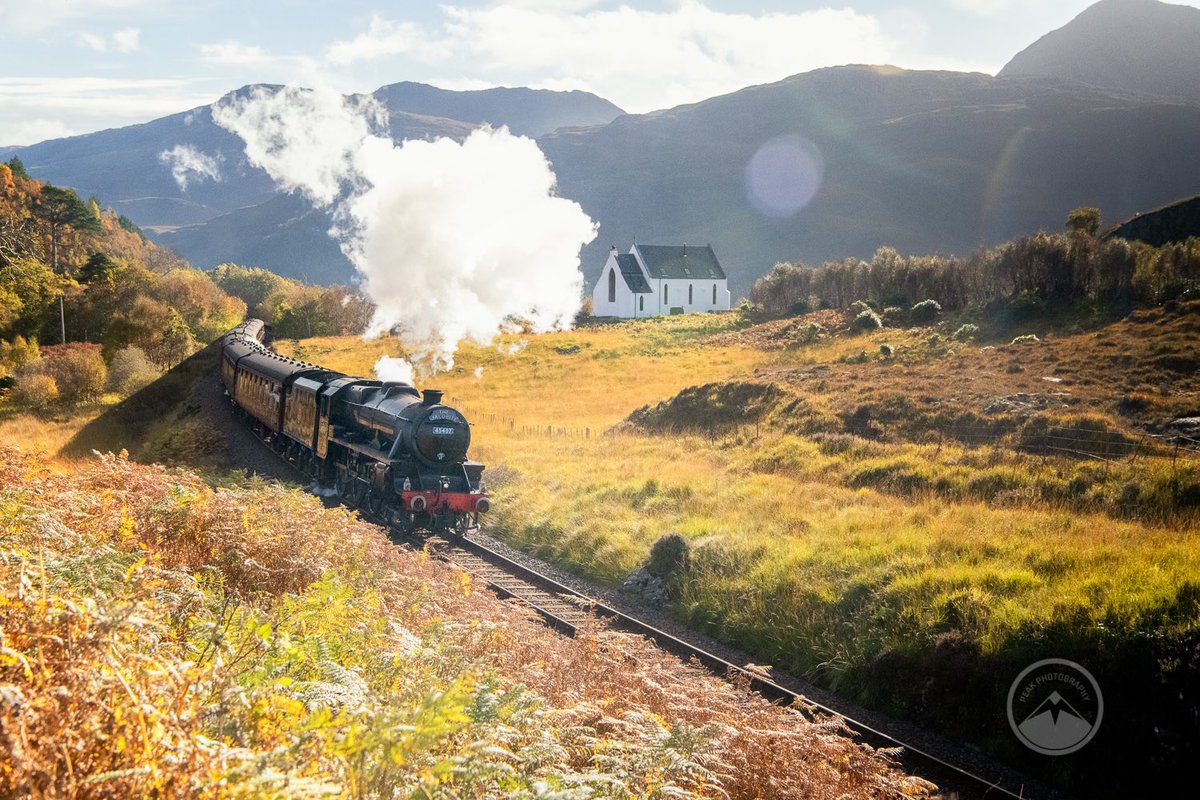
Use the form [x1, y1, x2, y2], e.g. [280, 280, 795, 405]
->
[909, 299, 942, 324]
[0, 335, 40, 375]
[13, 372, 58, 409]
[849, 299, 875, 316]
[795, 322, 824, 344]
[881, 306, 907, 326]
[107, 346, 159, 395]
[647, 533, 691, 577]
[1011, 334, 1040, 345]
[42, 344, 107, 404]
[788, 297, 812, 316]
[851, 309, 883, 332]
[880, 343, 895, 358]
[952, 323, 979, 342]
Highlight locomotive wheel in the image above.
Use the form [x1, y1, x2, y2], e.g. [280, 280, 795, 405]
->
[365, 491, 385, 517]
[335, 469, 351, 499]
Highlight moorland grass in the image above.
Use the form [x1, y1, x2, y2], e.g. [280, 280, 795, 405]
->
[277, 311, 1200, 794]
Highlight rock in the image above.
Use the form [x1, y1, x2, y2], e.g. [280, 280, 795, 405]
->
[622, 566, 670, 606]
[1167, 417, 1200, 441]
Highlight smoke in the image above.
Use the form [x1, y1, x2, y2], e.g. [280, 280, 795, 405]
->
[212, 86, 597, 373]
[374, 354, 415, 385]
[159, 144, 221, 190]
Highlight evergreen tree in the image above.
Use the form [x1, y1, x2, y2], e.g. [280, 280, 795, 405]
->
[6, 156, 30, 180]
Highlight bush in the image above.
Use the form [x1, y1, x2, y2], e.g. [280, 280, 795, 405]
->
[881, 306, 907, 326]
[647, 533, 691, 577]
[851, 309, 883, 332]
[0, 335, 40, 375]
[849, 300, 875, 316]
[1011, 334, 1040, 345]
[107, 346, 159, 395]
[13, 372, 58, 409]
[788, 297, 812, 316]
[42, 344, 107, 404]
[909, 299, 942, 324]
[952, 323, 979, 342]
[880, 343, 895, 358]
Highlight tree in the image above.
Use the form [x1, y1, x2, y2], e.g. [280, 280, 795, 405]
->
[158, 307, 197, 367]
[32, 185, 102, 343]
[1066, 206, 1102, 237]
[79, 252, 118, 284]
[6, 156, 30, 180]
[32, 185, 101, 273]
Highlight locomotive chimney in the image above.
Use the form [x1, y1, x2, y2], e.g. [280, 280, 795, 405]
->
[421, 389, 444, 406]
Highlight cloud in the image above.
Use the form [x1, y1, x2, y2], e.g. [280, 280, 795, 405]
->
[325, 1, 898, 113]
[1, 0, 152, 34]
[212, 86, 596, 373]
[0, 77, 212, 145]
[158, 144, 222, 190]
[325, 15, 450, 65]
[200, 40, 274, 65]
[78, 27, 140, 53]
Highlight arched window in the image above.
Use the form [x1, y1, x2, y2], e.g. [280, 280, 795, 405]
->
[688, 284, 693, 305]
[607, 268, 616, 302]
[662, 283, 668, 304]
[712, 283, 717, 305]
[639, 296, 644, 311]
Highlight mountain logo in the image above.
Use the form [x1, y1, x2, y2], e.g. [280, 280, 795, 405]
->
[1007, 658, 1103, 755]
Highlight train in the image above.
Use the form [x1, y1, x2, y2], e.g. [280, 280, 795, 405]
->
[219, 319, 490, 534]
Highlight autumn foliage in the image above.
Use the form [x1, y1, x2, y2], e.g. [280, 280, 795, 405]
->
[0, 449, 930, 798]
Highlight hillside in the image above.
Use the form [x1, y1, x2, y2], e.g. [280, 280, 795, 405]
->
[543, 65, 1200, 294]
[0, 82, 622, 233]
[1107, 194, 1200, 245]
[263, 301, 1200, 798]
[140, 66, 1200, 292]
[1, 444, 928, 797]
[1000, 0, 1200, 103]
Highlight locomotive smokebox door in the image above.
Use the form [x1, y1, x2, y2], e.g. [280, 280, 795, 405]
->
[372, 462, 389, 492]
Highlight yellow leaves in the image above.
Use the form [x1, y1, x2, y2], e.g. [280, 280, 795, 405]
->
[459, 570, 473, 596]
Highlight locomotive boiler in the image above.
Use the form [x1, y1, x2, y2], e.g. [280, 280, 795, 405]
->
[219, 319, 489, 534]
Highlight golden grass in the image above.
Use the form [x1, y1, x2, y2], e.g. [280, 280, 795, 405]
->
[0, 447, 931, 798]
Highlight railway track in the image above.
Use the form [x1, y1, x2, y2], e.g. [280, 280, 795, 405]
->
[405, 530, 1051, 800]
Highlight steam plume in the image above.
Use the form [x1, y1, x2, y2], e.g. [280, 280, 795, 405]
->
[212, 86, 597, 374]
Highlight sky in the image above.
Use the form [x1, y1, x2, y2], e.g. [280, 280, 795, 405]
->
[1, 0, 1195, 147]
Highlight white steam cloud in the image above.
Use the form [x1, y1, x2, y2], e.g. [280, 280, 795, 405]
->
[159, 144, 221, 190]
[212, 86, 596, 372]
[374, 354, 416, 385]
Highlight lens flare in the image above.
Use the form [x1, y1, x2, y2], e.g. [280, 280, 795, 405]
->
[743, 134, 825, 218]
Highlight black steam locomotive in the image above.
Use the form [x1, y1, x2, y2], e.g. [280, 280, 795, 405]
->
[219, 319, 489, 534]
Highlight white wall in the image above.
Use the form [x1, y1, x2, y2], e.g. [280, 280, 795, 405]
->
[655, 279, 731, 313]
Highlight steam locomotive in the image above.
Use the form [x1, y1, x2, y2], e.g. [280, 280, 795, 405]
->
[219, 319, 490, 534]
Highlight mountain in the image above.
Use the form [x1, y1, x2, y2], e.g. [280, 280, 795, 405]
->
[1107, 194, 1200, 245]
[369, 82, 623, 137]
[546, 65, 1200, 293]
[1, 83, 624, 232]
[1000, 0, 1200, 103]
[151, 65, 1200, 294]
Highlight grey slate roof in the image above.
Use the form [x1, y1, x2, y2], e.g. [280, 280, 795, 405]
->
[616, 253, 652, 293]
[635, 244, 725, 280]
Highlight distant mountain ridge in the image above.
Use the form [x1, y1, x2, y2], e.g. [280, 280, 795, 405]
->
[0, 83, 625, 231]
[539, 64, 1200, 293]
[1000, 0, 1200, 103]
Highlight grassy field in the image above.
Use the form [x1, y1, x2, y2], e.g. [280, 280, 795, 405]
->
[1, 448, 927, 798]
[277, 306, 1200, 795]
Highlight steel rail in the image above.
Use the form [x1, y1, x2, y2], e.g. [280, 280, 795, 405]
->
[411, 531, 1041, 800]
